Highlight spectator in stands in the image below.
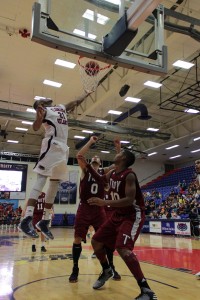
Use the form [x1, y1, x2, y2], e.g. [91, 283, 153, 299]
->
[189, 208, 198, 220]
[62, 212, 68, 226]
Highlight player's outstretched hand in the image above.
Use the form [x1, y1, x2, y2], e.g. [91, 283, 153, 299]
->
[90, 136, 98, 143]
[114, 137, 121, 153]
[36, 105, 46, 120]
[88, 197, 105, 206]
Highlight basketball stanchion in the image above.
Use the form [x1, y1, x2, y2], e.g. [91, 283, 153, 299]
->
[78, 56, 111, 94]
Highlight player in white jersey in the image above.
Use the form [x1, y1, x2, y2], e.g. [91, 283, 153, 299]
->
[19, 97, 84, 240]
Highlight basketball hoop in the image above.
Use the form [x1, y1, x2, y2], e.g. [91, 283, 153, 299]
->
[78, 56, 111, 94]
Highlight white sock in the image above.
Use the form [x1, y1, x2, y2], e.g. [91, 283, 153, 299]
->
[25, 206, 34, 218]
[41, 242, 45, 247]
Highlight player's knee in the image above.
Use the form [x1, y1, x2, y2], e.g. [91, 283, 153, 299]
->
[29, 174, 47, 199]
[116, 248, 131, 258]
[91, 238, 102, 250]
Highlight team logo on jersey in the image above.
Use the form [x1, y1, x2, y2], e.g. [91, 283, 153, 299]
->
[123, 233, 131, 244]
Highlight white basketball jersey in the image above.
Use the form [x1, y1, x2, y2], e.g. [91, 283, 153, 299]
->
[43, 104, 68, 143]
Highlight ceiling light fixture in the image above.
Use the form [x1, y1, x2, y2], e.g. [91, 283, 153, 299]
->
[82, 130, 94, 134]
[101, 150, 110, 153]
[194, 137, 200, 141]
[55, 59, 76, 69]
[74, 135, 85, 139]
[15, 127, 28, 131]
[120, 140, 130, 144]
[166, 145, 179, 150]
[173, 60, 195, 69]
[144, 81, 162, 88]
[148, 152, 157, 156]
[43, 79, 62, 88]
[26, 108, 36, 113]
[104, 0, 120, 5]
[191, 149, 200, 153]
[108, 110, 122, 115]
[7, 140, 19, 143]
[169, 155, 181, 159]
[147, 128, 159, 132]
[184, 108, 199, 114]
[124, 97, 141, 103]
[95, 120, 109, 123]
[22, 121, 33, 125]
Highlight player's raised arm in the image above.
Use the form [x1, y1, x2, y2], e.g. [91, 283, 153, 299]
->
[76, 136, 98, 171]
[64, 96, 86, 112]
[103, 137, 121, 174]
[32, 105, 46, 131]
[77, 154, 109, 184]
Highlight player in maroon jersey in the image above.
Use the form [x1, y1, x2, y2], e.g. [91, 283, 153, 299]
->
[69, 136, 120, 283]
[22, 192, 47, 252]
[79, 149, 157, 300]
[32, 192, 47, 252]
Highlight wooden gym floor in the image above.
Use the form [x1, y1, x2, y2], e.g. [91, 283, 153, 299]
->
[0, 227, 199, 300]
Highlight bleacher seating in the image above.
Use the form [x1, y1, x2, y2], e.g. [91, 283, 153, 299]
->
[142, 165, 195, 190]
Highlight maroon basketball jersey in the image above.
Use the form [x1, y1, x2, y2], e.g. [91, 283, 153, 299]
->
[80, 169, 105, 203]
[108, 168, 145, 214]
[104, 189, 115, 212]
[33, 192, 45, 215]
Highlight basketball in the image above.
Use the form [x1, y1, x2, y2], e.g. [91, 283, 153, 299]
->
[85, 60, 100, 76]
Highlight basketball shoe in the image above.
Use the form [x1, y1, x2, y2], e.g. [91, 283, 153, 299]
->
[19, 216, 39, 238]
[134, 287, 158, 300]
[41, 246, 47, 252]
[195, 271, 200, 279]
[112, 266, 121, 281]
[69, 267, 79, 283]
[36, 220, 54, 240]
[93, 267, 114, 289]
[32, 245, 36, 252]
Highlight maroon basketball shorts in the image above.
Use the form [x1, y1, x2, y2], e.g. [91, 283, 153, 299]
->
[93, 211, 145, 251]
[74, 203, 107, 240]
[104, 207, 115, 219]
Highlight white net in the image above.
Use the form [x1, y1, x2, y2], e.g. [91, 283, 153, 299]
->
[78, 57, 111, 94]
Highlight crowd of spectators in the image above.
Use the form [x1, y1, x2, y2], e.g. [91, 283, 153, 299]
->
[0, 203, 22, 227]
[143, 178, 200, 220]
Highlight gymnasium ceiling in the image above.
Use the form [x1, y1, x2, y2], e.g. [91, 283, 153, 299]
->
[0, 0, 200, 165]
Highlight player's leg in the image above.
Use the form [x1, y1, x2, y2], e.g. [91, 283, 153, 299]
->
[32, 238, 36, 252]
[36, 179, 59, 240]
[105, 246, 121, 280]
[69, 208, 88, 283]
[19, 174, 47, 238]
[116, 217, 157, 300]
[41, 233, 47, 252]
[69, 236, 82, 283]
[91, 220, 116, 289]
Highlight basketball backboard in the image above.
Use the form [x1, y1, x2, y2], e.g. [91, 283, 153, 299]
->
[31, 0, 167, 76]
